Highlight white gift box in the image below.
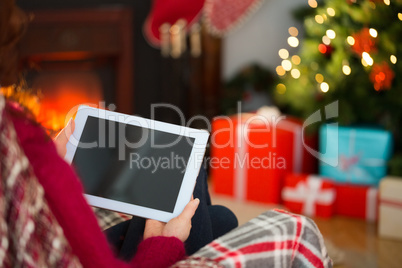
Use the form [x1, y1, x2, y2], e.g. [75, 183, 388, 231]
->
[378, 176, 402, 240]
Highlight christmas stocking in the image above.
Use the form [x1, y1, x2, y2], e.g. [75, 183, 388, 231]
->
[204, 0, 265, 36]
[143, 0, 205, 47]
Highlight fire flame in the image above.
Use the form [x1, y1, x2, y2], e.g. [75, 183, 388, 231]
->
[1, 75, 102, 135]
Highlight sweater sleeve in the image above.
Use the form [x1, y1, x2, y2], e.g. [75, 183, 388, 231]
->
[9, 109, 185, 268]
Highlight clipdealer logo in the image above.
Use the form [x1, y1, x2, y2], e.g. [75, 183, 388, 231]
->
[63, 100, 339, 168]
[129, 152, 187, 174]
[302, 101, 339, 167]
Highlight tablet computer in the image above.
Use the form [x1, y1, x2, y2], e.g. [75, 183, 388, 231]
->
[65, 105, 209, 222]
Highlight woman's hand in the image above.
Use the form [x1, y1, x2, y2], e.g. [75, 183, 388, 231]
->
[143, 198, 200, 242]
[54, 119, 75, 158]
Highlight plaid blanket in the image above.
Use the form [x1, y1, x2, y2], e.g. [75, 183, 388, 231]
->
[93, 207, 131, 230]
[173, 209, 332, 268]
[0, 97, 81, 267]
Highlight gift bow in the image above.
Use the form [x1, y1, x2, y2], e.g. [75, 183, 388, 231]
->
[282, 176, 336, 216]
[338, 153, 385, 181]
[339, 155, 360, 171]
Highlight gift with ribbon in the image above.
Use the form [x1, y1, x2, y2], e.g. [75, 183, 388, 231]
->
[335, 183, 378, 221]
[210, 112, 317, 204]
[319, 125, 393, 186]
[378, 176, 402, 240]
[282, 174, 336, 218]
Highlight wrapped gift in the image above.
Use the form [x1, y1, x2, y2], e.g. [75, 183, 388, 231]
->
[335, 183, 378, 221]
[282, 174, 336, 218]
[210, 112, 317, 204]
[378, 177, 402, 240]
[319, 125, 393, 186]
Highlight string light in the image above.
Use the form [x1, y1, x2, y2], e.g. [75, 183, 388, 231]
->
[362, 52, 374, 66]
[308, 0, 318, 8]
[276, 84, 287, 94]
[318, 44, 329, 54]
[399, 13, 402, 21]
[369, 28, 378, 38]
[281, 60, 292, 71]
[276, 66, 286, 76]
[291, 69, 301, 79]
[326, 29, 336, 39]
[322, 36, 331, 45]
[291, 55, 301, 65]
[342, 65, 352, 75]
[279, 48, 289, 59]
[289, 27, 299, 37]
[342, 60, 351, 75]
[327, 8, 336, 17]
[315, 74, 324, 83]
[315, 15, 324, 24]
[384, 0, 390, 5]
[288, 37, 299, 47]
[320, 82, 329, 93]
[347, 36, 355, 46]
[390, 55, 397, 64]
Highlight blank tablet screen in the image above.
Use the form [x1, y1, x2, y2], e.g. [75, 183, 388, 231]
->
[72, 116, 195, 213]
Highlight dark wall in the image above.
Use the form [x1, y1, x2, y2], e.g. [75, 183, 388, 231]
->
[16, 0, 162, 118]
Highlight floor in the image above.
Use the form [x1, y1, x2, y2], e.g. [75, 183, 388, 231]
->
[210, 192, 402, 268]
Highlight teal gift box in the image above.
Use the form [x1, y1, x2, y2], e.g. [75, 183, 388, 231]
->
[319, 125, 393, 186]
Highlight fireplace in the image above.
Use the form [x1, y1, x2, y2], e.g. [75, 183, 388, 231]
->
[29, 68, 105, 130]
[20, 8, 134, 131]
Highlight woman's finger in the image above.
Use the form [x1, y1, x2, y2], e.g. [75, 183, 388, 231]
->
[54, 119, 75, 158]
[178, 198, 199, 221]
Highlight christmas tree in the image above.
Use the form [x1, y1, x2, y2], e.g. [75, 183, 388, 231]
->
[274, 0, 402, 174]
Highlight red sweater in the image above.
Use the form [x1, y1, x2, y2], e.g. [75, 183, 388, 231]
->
[8, 104, 185, 268]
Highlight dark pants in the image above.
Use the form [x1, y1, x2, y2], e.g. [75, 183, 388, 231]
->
[104, 166, 238, 260]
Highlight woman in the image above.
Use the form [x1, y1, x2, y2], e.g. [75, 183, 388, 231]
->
[2, 96, 198, 267]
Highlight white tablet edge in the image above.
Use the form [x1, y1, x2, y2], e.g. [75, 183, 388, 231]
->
[65, 105, 209, 222]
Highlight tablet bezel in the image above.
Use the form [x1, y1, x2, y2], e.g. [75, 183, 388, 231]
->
[65, 105, 209, 222]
